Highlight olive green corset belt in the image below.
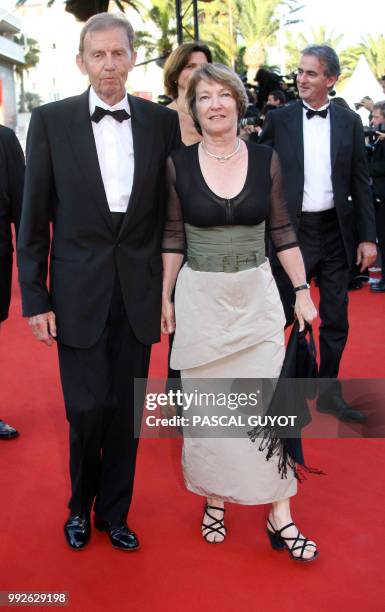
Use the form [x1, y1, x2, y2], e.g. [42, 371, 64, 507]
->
[185, 223, 266, 273]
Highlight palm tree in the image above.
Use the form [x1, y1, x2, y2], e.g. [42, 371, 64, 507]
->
[235, 0, 301, 80]
[341, 35, 385, 81]
[14, 36, 40, 112]
[198, 0, 238, 65]
[135, 0, 177, 65]
[284, 27, 344, 74]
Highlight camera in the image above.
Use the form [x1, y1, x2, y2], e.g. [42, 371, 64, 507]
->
[240, 116, 264, 129]
[364, 124, 385, 137]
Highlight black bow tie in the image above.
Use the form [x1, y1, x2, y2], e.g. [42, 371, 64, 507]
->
[303, 104, 329, 119]
[91, 106, 130, 123]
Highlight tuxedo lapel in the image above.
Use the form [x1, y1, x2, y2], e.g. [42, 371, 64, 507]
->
[330, 103, 346, 168]
[283, 102, 304, 172]
[118, 95, 155, 237]
[66, 90, 115, 234]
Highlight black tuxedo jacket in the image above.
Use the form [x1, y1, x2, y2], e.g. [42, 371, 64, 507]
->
[259, 101, 376, 267]
[17, 90, 180, 347]
[369, 138, 385, 201]
[0, 126, 25, 322]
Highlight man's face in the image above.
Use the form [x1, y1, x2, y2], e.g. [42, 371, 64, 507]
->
[267, 94, 281, 106]
[297, 54, 337, 107]
[372, 108, 385, 128]
[76, 27, 137, 105]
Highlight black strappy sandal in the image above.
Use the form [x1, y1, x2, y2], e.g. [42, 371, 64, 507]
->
[201, 504, 226, 543]
[266, 518, 318, 562]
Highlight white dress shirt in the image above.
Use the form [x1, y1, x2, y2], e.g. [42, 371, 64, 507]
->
[302, 101, 334, 212]
[89, 87, 134, 213]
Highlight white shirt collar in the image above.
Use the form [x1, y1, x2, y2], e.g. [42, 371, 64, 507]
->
[89, 86, 130, 115]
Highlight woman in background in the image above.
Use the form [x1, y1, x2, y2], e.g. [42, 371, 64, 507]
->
[163, 42, 212, 145]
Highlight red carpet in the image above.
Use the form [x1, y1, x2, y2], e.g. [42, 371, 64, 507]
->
[1, 274, 385, 611]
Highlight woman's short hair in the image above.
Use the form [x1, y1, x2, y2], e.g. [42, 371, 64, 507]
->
[185, 63, 248, 135]
[79, 12, 135, 55]
[163, 42, 213, 99]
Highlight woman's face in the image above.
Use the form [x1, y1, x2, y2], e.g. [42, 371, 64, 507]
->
[177, 51, 208, 93]
[195, 79, 238, 138]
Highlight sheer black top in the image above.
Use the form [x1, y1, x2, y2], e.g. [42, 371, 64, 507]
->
[162, 142, 298, 254]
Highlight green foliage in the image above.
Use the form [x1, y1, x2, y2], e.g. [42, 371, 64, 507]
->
[340, 35, 385, 80]
[135, 0, 177, 62]
[13, 36, 40, 73]
[20, 91, 42, 112]
[284, 27, 344, 73]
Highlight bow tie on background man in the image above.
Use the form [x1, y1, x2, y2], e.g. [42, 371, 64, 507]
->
[91, 106, 131, 123]
[303, 103, 329, 119]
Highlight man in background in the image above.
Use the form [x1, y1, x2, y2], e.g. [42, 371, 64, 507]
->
[369, 101, 385, 292]
[0, 125, 25, 439]
[260, 45, 377, 422]
[267, 90, 286, 107]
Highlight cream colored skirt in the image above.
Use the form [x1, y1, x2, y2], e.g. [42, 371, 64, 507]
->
[173, 260, 297, 505]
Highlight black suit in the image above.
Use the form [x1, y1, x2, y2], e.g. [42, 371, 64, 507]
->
[369, 138, 385, 279]
[260, 101, 376, 377]
[18, 91, 180, 523]
[0, 126, 25, 323]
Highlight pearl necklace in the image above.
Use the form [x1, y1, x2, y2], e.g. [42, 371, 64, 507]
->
[201, 138, 241, 162]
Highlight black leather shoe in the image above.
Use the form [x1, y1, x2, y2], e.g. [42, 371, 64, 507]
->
[64, 513, 90, 550]
[317, 395, 367, 423]
[0, 420, 19, 439]
[94, 516, 140, 551]
[348, 278, 362, 291]
[370, 279, 385, 292]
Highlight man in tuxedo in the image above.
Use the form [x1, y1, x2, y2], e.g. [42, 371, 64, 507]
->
[259, 45, 377, 421]
[368, 101, 385, 293]
[0, 125, 25, 440]
[18, 13, 180, 550]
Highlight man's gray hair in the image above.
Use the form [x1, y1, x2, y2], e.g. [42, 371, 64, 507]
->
[79, 12, 135, 55]
[301, 44, 341, 77]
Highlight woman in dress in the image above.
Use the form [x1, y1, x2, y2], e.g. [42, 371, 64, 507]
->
[163, 42, 212, 145]
[161, 64, 318, 562]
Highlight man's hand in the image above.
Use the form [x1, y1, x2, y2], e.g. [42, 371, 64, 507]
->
[356, 242, 377, 273]
[376, 132, 385, 141]
[28, 311, 56, 346]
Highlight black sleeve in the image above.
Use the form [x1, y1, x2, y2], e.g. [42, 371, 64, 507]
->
[269, 151, 298, 252]
[0, 128, 25, 322]
[350, 114, 376, 243]
[5, 129, 25, 235]
[369, 141, 385, 177]
[17, 108, 53, 317]
[165, 109, 182, 155]
[161, 156, 185, 254]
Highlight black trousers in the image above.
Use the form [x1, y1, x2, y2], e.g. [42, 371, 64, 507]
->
[273, 209, 350, 378]
[375, 201, 385, 279]
[57, 272, 151, 525]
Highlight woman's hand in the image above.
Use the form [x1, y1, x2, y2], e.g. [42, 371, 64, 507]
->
[161, 298, 175, 334]
[294, 290, 317, 332]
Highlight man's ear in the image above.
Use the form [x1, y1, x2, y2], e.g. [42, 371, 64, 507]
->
[327, 75, 338, 91]
[76, 53, 87, 75]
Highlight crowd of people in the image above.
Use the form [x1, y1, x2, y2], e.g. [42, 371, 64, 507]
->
[1, 12, 384, 563]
